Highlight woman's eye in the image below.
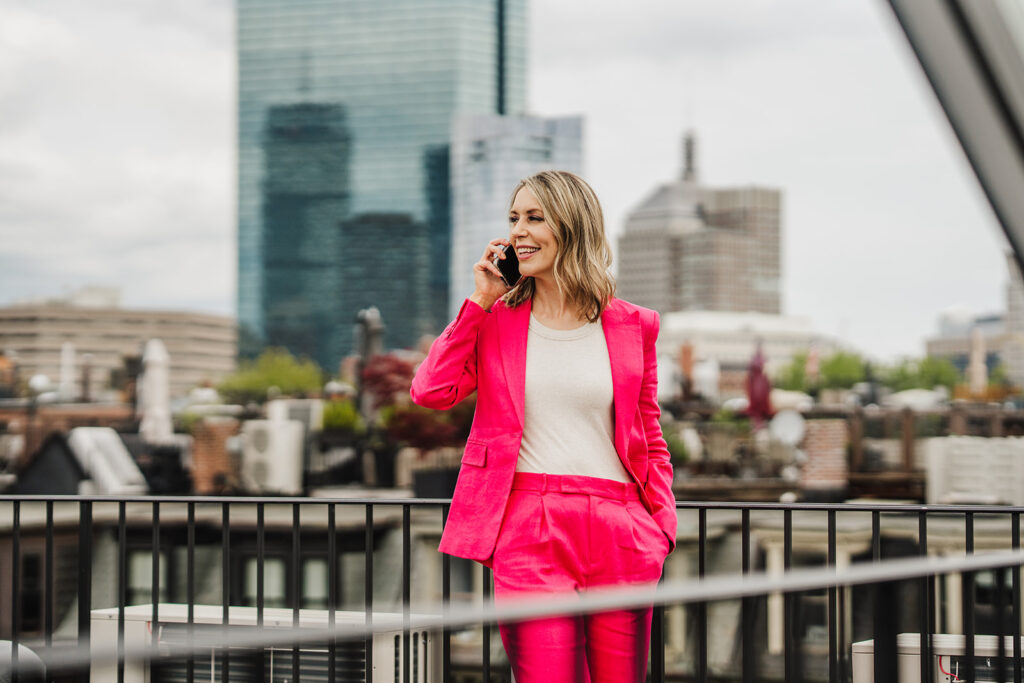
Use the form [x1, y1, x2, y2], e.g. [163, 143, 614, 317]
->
[529, 216, 543, 222]
[508, 216, 517, 223]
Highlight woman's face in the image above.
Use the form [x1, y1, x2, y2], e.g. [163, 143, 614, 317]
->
[509, 186, 557, 282]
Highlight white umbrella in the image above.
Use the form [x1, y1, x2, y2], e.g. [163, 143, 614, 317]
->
[139, 339, 174, 444]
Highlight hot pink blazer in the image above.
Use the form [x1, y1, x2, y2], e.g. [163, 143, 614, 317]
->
[410, 296, 677, 563]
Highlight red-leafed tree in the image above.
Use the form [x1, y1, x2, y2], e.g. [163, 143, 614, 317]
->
[361, 354, 414, 409]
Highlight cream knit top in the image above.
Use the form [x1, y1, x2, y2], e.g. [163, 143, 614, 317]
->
[515, 314, 631, 483]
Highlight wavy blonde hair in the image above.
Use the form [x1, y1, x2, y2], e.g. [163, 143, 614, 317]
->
[503, 170, 616, 322]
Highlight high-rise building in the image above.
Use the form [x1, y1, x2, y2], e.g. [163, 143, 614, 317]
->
[237, 0, 527, 368]
[261, 103, 350, 370]
[617, 132, 782, 316]
[337, 213, 430, 353]
[448, 114, 583, 319]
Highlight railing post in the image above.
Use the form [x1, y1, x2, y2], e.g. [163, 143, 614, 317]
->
[741, 508, 753, 683]
[997, 566, 1008, 683]
[365, 503, 374, 683]
[442, 505, 451, 683]
[697, 508, 708, 683]
[873, 580, 898, 683]
[403, 504, 411, 683]
[12, 501, 20, 683]
[650, 568, 665, 682]
[783, 508, 798, 683]
[77, 500, 92, 683]
[963, 569, 976, 683]
[1012, 512, 1021, 683]
[827, 510, 838, 683]
[919, 511, 932, 683]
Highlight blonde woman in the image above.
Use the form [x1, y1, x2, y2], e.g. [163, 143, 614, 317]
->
[412, 170, 676, 682]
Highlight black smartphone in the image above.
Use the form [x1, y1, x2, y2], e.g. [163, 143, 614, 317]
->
[492, 244, 522, 288]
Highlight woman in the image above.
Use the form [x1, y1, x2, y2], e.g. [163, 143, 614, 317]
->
[411, 170, 676, 682]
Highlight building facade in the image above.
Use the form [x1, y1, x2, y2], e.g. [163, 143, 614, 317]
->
[260, 103, 351, 370]
[237, 0, 527, 367]
[925, 253, 1024, 388]
[448, 114, 583, 319]
[0, 292, 236, 399]
[617, 132, 782, 316]
[658, 309, 836, 399]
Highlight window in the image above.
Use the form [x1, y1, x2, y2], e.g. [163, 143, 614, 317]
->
[243, 556, 287, 608]
[127, 550, 169, 606]
[302, 557, 329, 609]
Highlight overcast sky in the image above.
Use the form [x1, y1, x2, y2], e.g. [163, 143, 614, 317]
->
[0, 0, 1008, 361]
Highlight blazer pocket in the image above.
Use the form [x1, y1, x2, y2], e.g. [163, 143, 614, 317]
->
[462, 439, 488, 467]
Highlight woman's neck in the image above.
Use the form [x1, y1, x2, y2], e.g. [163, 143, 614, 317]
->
[530, 277, 586, 330]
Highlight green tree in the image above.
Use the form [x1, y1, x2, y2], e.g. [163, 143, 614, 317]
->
[881, 356, 960, 392]
[820, 351, 866, 389]
[991, 363, 1010, 387]
[917, 356, 960, 391]
[218, 348, 323, 404]
[882, 358, 919, 393]
[774, 351, 808, 392]
[322, 398, 365, 434]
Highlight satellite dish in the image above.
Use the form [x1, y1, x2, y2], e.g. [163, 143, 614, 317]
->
[769, 409, 806, 446]
[28, 374, 52, 395]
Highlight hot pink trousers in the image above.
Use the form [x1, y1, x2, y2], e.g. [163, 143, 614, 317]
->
[491, 472, 669, 683]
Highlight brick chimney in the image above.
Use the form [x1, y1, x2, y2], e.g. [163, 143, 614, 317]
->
[191, 417, 239, 494]
[800, 419, 849, 496]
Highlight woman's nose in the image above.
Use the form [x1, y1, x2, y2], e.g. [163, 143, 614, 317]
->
[510, 219, 527, 237]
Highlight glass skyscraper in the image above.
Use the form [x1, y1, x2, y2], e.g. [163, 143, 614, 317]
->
[237, 0, 526, 370]
[449, 114, 583, 320]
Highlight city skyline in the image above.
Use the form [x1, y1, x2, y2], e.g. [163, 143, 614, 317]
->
[0, 0, 1009, 363]
[237, 0, 527, 368]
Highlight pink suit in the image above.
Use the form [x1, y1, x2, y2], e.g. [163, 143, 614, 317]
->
[411, 296, 676, 681]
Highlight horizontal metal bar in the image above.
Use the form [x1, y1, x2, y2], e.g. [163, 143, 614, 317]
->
[4, 494, 1024, 515]
[0, 494, 456, 506]
[25, 547, 1024, 676]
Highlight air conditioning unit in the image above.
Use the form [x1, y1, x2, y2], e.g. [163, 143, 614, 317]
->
[267, 399, 324, 433]
[240, 419, 305, 494]
[925, 436, 1024, 505]
[91, 604, 440, 683]
[852, 632, 1024, 682]
[68, 427, 149, 495]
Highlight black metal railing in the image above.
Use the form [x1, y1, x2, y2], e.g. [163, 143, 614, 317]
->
[3, 495, 1024, 682]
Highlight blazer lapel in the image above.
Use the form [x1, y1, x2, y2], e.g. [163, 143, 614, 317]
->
[500, 298, 531, 430]
[602, 301, 643, 461]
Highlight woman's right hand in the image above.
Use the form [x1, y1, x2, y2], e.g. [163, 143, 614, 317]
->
[469, 238, 512, 311]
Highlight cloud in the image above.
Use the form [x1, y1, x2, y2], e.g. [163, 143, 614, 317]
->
[0, 0, 234, 314]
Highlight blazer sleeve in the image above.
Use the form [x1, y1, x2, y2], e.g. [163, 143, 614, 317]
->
[410, 298, 487, 410]
[640, 309, 678, 551]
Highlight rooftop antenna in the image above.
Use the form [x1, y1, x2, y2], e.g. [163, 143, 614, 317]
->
[682, 129, 698, 183]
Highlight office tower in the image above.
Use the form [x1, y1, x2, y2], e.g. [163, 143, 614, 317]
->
[617, 132, 782, 316]
[448, 115, 583, 319]
[237, 0, 527, 368]
[337, 214, 431, 354]
[261, 103, 350, 370]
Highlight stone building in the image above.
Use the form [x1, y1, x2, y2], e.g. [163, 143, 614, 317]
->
[617, 132, 782, 316]
[0, 287, 236, 399]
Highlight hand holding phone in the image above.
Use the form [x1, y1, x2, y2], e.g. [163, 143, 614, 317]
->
[492, 244, 522, 288]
